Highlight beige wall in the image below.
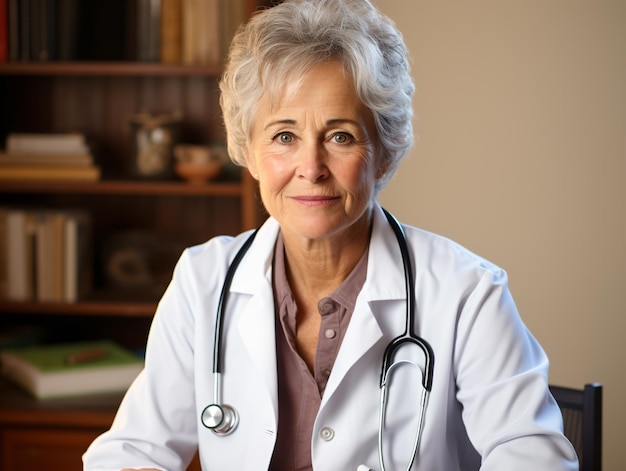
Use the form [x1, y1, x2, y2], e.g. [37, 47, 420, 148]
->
[376, 1, 625, 469]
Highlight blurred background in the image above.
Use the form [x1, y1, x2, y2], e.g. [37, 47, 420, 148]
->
[377, 1, 625, 469]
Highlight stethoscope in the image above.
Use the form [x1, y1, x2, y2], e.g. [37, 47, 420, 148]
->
[201, 209, 434, 471]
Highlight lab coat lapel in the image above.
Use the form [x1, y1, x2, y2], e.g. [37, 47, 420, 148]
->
[231, 220, 281, 421]
[322, 205, 407, 404]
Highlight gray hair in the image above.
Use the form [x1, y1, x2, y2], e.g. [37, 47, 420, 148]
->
[219, 0, 414, 191]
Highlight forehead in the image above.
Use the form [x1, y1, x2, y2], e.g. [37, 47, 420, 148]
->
[259, 60, 361, 114]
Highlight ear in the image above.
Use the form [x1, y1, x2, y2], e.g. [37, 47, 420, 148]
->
[244, 146, 259, 180]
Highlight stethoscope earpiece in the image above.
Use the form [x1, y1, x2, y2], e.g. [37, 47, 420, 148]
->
[201, 403, 239, 436]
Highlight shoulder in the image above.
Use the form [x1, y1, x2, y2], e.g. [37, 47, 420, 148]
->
[402, 224, 508, 286]
[175, 217, 279, 283]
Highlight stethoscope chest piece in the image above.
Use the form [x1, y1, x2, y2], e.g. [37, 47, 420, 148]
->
[201, 403, 239, 436]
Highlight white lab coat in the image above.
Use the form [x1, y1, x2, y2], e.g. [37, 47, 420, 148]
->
[83, 204, 578, 471]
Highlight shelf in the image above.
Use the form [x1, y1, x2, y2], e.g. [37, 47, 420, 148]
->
[0, 376, 120, 429]
[0, 62, 223, 77]
[0, 300, 157, 318]
[0, 180, 244, 197]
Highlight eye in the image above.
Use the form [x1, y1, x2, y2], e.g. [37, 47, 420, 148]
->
[274, 132, 294, 144]
[330, 132, 353, 144]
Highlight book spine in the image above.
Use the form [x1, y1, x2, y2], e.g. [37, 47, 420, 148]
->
[0, 208, 7, 298]
[6, 210, 35, 301]
[160, 0, 181, 63]
[19, 0, 30, 61]
[195, 0, 220, 65]
[63, 214, 78, 303]
[220, 0, 243, 62]
[56, 0, 78, 60]
[137, 0, 161, 62]
[63, 211, 92, 303]
[2, 209, 92, 303]
[181, 0, 196, 64]
[7, 0, 18, 61]
[0, 0, 7, 62]
[35, 212, 54, 301]
[6, 133, 88, 154]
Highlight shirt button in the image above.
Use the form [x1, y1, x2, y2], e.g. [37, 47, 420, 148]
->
[320, 426, 335, 441]
[324, 328, 336, 339]
[318, 298, 338, 315]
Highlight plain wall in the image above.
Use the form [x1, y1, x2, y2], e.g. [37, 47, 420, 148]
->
[376, 1, 625, 469]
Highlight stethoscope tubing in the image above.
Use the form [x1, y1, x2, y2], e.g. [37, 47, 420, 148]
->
[204, 209, 435, 470]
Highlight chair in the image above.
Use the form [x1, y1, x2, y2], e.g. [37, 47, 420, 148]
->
[549, 383, 602, 471]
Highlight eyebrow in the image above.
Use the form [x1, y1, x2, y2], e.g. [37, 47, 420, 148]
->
[263, 118, 362, 130]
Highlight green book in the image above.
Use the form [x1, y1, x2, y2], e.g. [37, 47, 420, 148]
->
[0, 340, 144, 399]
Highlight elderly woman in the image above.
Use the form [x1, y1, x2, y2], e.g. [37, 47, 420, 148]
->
[84, 1, 577, 470]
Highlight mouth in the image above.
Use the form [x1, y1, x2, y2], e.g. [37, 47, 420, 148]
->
[290, 195, 340, 207]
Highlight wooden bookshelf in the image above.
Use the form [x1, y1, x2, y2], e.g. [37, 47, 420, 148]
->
[0, 1, 272, 469]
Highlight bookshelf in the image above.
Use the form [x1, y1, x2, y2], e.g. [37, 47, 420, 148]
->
[0, 1, 271, 469]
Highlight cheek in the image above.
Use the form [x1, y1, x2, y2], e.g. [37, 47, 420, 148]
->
[257, 155, 293, 193]
[341, 155, 379, 191]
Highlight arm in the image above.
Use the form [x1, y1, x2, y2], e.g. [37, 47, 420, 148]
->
[83, 250, 200, 470]
[454, 268, 578, 470]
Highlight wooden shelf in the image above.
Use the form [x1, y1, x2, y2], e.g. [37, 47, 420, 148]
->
[0, 180, 244, 197]
[0, 62, 223, 77]
[0, 377, 119, 429]
[0, 300, 157, 318]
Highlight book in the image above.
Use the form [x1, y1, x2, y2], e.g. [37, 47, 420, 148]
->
[0, 164, 101, 182]
[0, 0, 7, 62]
[5, 209, 36, 301]
[137, 0, 161, 62]
[0, 208, 6, 298]
[7, 0, 19, 61]
[181, 0, 196, 64]
[195, 0, 220, 65]
[0, 340, 144, 399]
[2, 208, 92, 303]
[219, 0, 244, 61]
[6, 133, 89, 155]
[160, 0, 182, 63]
[182, 0, 221, 65]
[56, 0, 79, 60]
[18, 0, 30, 61]
[31, 0, 56, 61]
[34, 211, 55, 302]
[0, 151, 94, 167]
[63, 210, 92, 303]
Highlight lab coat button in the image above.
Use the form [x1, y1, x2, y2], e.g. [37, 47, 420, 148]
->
[320, 426, 335, 441]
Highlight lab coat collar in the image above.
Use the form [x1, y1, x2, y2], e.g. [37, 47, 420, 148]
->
[229, 217, 281, 423]
[228, 204, 408, 413]
[322, 204, 408, 404]
[229, 203, 406, 301]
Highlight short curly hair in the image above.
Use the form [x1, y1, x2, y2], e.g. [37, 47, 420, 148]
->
[219, 0, 414, 192]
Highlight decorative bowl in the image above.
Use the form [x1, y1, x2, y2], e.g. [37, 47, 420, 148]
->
[173, 144, 227, 184]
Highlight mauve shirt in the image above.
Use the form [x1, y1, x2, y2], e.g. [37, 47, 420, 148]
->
[269, 233, 368, 470]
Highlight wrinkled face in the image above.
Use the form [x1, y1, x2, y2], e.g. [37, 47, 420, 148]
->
[245, 60, 384, 244]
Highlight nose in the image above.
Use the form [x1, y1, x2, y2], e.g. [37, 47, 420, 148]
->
[297, 143, 329, 183]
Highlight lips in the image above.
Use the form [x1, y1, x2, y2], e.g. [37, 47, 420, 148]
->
[291, 195, 340, 206]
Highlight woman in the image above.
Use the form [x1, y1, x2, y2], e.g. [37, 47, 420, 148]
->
[84, 0, 578, 469]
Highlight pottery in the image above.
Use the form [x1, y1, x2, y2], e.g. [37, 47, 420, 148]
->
[173, 145, 227, 184]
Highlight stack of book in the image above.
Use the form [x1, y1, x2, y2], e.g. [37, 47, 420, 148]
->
[0, 340, 144, 399]
[0, 133, 101, 182]
[0, 207, 92, 303]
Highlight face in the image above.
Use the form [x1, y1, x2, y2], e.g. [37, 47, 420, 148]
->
[245, 60, 384, 245]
